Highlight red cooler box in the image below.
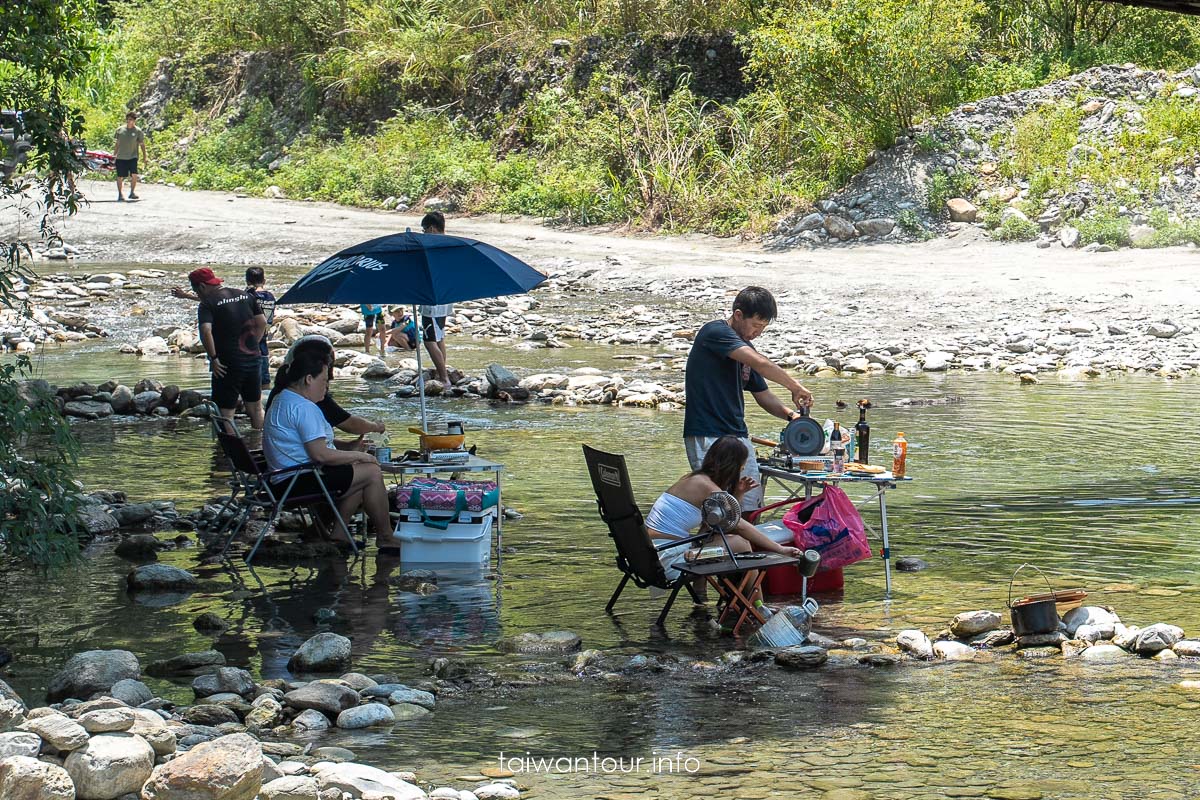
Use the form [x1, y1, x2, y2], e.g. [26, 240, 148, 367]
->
[755, 519, 844, 595]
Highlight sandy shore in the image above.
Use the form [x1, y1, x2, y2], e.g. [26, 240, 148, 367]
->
[23, 179, 1200, 320]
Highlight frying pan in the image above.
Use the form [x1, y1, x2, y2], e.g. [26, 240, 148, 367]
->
[750, 407, 825, 457]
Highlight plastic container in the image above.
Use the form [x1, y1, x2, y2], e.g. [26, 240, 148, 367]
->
[755, 518, 844, 595]
[892, 432, 908, 478]
[392, 511, 493, 572]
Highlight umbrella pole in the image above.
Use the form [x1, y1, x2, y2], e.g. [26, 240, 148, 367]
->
[413, 303, 428, 432]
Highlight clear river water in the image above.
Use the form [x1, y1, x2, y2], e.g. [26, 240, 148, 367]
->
[3, 265, 1200, 799]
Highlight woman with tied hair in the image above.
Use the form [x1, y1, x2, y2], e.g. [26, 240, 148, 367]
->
[263, 345, 397, 555]
[646, 435, 800, 586]
[271, 335, 386, 436]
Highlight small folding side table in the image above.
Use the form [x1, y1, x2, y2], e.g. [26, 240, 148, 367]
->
[673, 552, 800, 636]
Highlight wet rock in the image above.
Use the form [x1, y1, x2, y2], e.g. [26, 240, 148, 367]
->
[1131, 623, 1184, 655]
[64, 732, 156, 799]
[336, 703, 395, 729]
[1015, 632, 1066, 649]
[244, 697, 283, 731]
[291, 709, 331, 731]
[142, 732, 263, 800]
[0, 732, 43, 760]
[20, 712, 89, 751]
[950, 610, 1001, 638]
[64, 400, 114, 419]
[0, 755, 75, 800]
[311, 762, 425, 800]
[485, 363, 520, 397]
[1080, 644, 1128, 662]
[475, 784, 521, 800]
[498, 631, 582, 655]
[108, 679, 152, 708]
[147, 650, 226, 677]
[775, 646, 829, 669]
[387, 689, 435, 709]
[126, 564, 198, 592]
[336, 673, 377, 692]
[389, 703, 431, 721]
[897, 630, 934, 659]
[114, 533, 162, 559]
[858, 653, 901, 666]
[895, 556, 928, 572]
[109, 385, 134, 413]
[182, 703, 240, 726]
[933, 641, 976, 661]
[192, 667, 255, 698]
[284, 683, 359, 718]
[1062, 606, 1120, 637]
[1072, 622, 1116, 643]
[193, 612, 231, 634]
[288, 633, 352, 673]
[46, 649, 140, 703]
[1173, 640, 1200, 657]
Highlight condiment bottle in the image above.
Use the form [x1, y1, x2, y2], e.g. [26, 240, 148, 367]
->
[831, 423, 845, 473]
[892, 432, 907, 478]
[855, 399, 871, 464]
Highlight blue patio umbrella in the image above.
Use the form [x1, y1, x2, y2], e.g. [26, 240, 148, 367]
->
[277, 230, 548, 430]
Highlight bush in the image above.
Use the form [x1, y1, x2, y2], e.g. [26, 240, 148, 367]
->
[992, 214, 1039, 241]
[926, 170, 977, 217]
[1076, 206, 1131, 246]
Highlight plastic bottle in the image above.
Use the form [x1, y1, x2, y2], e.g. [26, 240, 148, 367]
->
[754, 599, 774, 620]
[831, 423, 845, 473]
[892, 432, 908, 478]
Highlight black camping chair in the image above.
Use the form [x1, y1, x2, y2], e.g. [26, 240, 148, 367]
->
[583, 445, 734, 627]
[212, 416, 356, 563]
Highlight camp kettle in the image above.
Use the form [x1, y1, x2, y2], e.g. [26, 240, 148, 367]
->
[1007, 563, 1061, 637]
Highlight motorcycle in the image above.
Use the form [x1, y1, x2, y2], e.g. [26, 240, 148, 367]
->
[71, 140, 115, 173]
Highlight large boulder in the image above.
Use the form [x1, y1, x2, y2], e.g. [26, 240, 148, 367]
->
[287, 633, 351, 673]
[108, 385, 134, 414]
[950, 610, 1001, 639]
[141, 732, 263, 800]
[282, 683, 359, 718]
[63, 400, 113, 420]
[335, 703, 395, 729]
[896, 630, 934, 660]
[126, 564, 198, 592]
[1063, 606, 1120, 638]
[191, 667, 255, 698]
[46, 650, 140, 703]
[484, 364, 520, 396]
[311, 762, 425, 800]
[63, 732, 155, 799]
[260, 775, 320, 800]
[0, 732, 42, 759]
[78, 707, 136, 734]
[1131, 623, 1184, 655]
[110, 503, 157, 528]
[18, 712, 89, 751]
[946, 198, 978, 222]
[498, 631, 582, 655]
[146, 650, 226, 678]
[0, 755, 75, 800]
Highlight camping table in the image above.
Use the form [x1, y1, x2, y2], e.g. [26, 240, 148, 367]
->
[756, 466, 913, 597]
[379, 456, 505, 556]
[674, 553, 800, 636]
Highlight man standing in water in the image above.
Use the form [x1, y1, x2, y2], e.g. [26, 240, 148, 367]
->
[245, 268, 276, 388]
[683, 286, 813, 509]
[113, 112, 148, 202]
[189, 267, 268, 429]
[418, 211, 453, 386]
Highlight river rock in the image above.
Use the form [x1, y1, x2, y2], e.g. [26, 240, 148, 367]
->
[110, 503, 159, 527]
[136, 336, 170, 356]
[897, 630, 934, 659]
[291, 709, 331, 731]
[64, 400, 113, 419]
[389, 703, 431, 721]
[1081, 644, 1128, 662]
[284, 683, 359, 718]
[108, 385, 134, 413]
[64, 732, 155, 799]
[1072, 623, 1115, 643]
[1131, 623, 1184, 655]
[182, 703, 240, 726]
[933, 641, 976, 660]
[311, 762, 424, 800]
[360, 360, 396, 380]
[950, 610, 1001, 638]
[775, 646, 829, 669]
[387, 689, 435, 709]
[336, 673, 377, 691]
[1062, 606, 1120, 637]
[193, 612, 231, 634]
[895, 557, 929, 572]
[46, 650, 140, 703]
[0, 731, 42, 759]
[148, 650, 226, 677]
[191, 667, 255, 698]
[132, 390, 161, 413]
[19, 712, 89, 751]
[126, 564, 197, 592]
[475, 783, 521, 799]
[114, 533, 163, 560]
[823, 215, 857, 240]
[142, 732, 263, 800]
[0, 755, 75, 800]
[78, 707, 135, 734]
[336, 703, 395, 729]
[1015, 632, 1066, 649]
[0, 698, 24, 733]
[288, 633, 351, 673]
[1172, 640, 1200, 657]
[498, 631, 582, 654]
[261, 775, 321, 800]
[485, 364, 520, 395]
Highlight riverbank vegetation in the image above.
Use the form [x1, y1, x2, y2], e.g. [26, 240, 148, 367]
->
[71, 0, 1200, 235]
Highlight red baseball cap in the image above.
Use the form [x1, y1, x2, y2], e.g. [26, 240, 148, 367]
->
[188, 267, 222, 286]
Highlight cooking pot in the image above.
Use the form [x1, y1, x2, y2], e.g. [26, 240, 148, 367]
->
[408, 426, 465, 451]
[1007, 563, 1061, 637]
[777, 407, 825, 457]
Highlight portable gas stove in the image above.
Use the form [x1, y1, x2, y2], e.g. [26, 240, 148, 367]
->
[421, 447, 471, 465]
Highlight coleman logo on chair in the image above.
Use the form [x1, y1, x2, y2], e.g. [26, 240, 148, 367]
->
[598, 464, 621, 487]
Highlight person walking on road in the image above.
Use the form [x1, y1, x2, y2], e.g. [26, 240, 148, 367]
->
[683, 286, 814, 510]
[113, 112, 148, 202]
[418, 211, 452, 385]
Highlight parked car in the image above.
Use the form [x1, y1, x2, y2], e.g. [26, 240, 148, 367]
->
[1, 109, 33, 181]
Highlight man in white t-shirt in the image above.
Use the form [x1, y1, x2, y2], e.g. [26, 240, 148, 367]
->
[419, 211, 452, 385]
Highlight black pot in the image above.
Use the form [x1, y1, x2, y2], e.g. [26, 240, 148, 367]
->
[1007, 564, 1061, 636]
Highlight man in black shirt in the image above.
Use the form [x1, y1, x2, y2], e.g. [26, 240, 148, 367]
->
[683, 286, 813, 509]
[189, 267, 268, 429]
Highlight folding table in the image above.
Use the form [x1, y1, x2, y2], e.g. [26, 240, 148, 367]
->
[673, 552, 800, 635]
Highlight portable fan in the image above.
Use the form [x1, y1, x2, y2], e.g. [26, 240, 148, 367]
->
[701, 491, 742, 533]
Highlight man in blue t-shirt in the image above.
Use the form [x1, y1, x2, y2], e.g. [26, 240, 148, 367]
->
[246, 267, 276, 388]
[683, 286, 814, 508]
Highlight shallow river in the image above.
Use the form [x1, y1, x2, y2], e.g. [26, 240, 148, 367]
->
[4, 267, 1200, 799]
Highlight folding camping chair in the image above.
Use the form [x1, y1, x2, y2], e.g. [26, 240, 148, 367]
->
[583, 445, 798, 632]
[211, 414, 357, 563]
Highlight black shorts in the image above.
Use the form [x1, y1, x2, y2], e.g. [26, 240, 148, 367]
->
[363, 314, 381, 328]
[115, 158, 138, 178]
[271, 463, 354, 500]
[421, 316, 446, 343]
[211, 365, 263, 410]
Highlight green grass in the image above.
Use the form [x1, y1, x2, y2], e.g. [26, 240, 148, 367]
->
[991, 214, 1039, 242]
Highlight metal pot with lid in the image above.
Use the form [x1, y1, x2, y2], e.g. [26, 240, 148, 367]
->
[777, 406, 825, 457]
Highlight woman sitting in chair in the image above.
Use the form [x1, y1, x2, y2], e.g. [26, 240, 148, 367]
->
[263, 347, 396, 554]
[647, 435, 801, 581]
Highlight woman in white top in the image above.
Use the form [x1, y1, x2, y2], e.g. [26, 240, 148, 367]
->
[263, 347, 396, 554]
[646, 436, 801, 581]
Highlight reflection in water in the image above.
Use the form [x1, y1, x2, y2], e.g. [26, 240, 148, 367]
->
[4, 286, 1200, 793]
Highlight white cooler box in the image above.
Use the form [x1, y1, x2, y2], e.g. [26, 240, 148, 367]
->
[391, 509, 493, 572]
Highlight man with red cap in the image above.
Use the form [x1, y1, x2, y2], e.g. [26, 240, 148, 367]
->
[188, 267, 268, 428]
